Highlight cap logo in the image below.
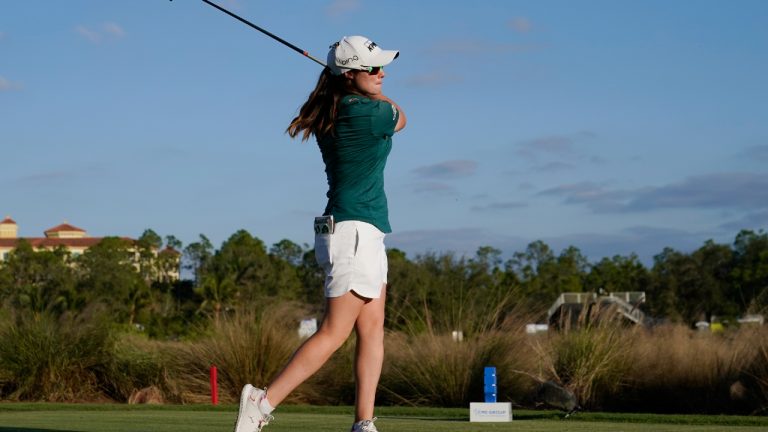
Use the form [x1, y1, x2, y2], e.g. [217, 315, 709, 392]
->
[364, 40, 378, 52]
[338, 55, 359, 65]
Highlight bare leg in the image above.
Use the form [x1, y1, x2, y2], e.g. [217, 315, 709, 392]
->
[266, 291, 368, 406]
[353, 284, 387, 422]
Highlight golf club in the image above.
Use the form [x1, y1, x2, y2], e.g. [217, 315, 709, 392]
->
[183, 0, 328, 68]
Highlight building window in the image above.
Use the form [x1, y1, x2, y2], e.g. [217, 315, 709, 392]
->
[1, 252, 7, 261]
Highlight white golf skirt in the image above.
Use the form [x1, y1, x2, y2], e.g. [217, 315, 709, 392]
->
[314, 220, 388, 299]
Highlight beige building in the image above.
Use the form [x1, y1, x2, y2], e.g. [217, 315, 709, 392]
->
[0, 216, 179, 281]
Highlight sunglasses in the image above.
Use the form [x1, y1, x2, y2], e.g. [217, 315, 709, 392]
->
[362, 66, 384, 75]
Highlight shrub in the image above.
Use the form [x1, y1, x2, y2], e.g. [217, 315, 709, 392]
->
[531, 319, 634, 410]
[0, 313, 114, 401]
[102, 333, 169, 402]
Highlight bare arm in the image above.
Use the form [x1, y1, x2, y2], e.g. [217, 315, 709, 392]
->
[372, 94, 407, 132]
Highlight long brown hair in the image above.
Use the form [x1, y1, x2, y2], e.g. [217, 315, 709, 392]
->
[286, 68, 357, 141]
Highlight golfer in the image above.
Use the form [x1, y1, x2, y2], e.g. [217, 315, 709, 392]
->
[234, 35, 406, 432]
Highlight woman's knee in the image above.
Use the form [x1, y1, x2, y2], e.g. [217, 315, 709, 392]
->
[315, 320, 355, 349]
[355, 311, 385, 338]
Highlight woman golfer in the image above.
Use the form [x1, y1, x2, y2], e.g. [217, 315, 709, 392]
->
[233, 35, 406, 432]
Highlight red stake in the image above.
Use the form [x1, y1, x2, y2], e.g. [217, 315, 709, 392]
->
[210, 365, 219, 405]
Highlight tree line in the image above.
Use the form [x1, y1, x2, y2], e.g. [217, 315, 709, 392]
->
[1, 228, 766, 338]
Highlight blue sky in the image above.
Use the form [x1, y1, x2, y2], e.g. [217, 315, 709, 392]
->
[2, 0, 767, 264]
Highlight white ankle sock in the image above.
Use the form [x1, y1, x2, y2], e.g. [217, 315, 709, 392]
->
[259, 394, 275, 415]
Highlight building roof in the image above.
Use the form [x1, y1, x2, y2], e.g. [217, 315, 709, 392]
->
[45, 223, 86, 234]
[160, 246, 182, 256]
[1, 216, 17, 225]
[0, 237, 135, 249]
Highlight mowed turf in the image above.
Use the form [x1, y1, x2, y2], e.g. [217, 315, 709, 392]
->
[0, 404, 767, 432]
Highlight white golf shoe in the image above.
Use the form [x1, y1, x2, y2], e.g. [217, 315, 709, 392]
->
[350, 417, 378, 432]
[233, 384, 274, 432]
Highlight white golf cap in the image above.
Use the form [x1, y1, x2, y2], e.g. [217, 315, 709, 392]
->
[327, 35, 399, 75]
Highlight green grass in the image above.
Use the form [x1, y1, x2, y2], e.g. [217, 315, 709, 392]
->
[0, 404, 766, 432]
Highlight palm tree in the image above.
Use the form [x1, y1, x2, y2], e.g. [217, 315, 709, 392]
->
[196, 272, 237, 324]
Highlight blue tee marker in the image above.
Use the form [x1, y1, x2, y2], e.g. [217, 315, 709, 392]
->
[484, 366, 497, 403]
[470, 366, 512, 422]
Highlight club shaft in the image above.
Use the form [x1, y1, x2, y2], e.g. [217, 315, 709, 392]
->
[201, 0, 327, 68]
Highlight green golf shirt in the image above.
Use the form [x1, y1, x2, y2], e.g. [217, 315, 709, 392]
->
[318, 94, 400, 233]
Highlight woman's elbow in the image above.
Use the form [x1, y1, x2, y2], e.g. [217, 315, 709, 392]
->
[395, 114, 407, 132]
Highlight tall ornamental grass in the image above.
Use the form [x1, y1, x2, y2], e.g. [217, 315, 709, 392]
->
[105, 334, 170, 403]
[607, 325, 768, 413]
[0, 312, 168, 402]
[731, 327, 768, 415]
[751, 339, 768, 414]
[3, 301, 768, 414]
[379, 331, 502, 406]
[379, 298, 538, 407]
[0, 313, 114, 401]
[162, 303, 304, 404]
[530, 320, 633, 409]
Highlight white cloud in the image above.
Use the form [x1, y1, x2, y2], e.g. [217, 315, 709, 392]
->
[514, 131, 605, 173]
[387, 225, 721, 266]
[531, 161, 576, 172]
[75, 22, 126, 43]
[12, 166, 104, 188]
[539, 172, 768, 214]
[544, 226, 711, 265]
[538, 181, 632, 212]
[326, 0, 360, 17]
[387, 227, 528, 259]
[739, 145, 768, 162]
[76, 25, 101, 43]
[102, 22, 125, 38]
[516, 131, 596, 160]
[0, 76, 21, 91]
[508, 17, 532, 33]
[410, 181, 457, 196]
[719, 211, 768, 233]
[519, 136, 573, 155]
[413, 160, 477, 179]
[471, 201, 528, 212]
[627, 172, 768, 212]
